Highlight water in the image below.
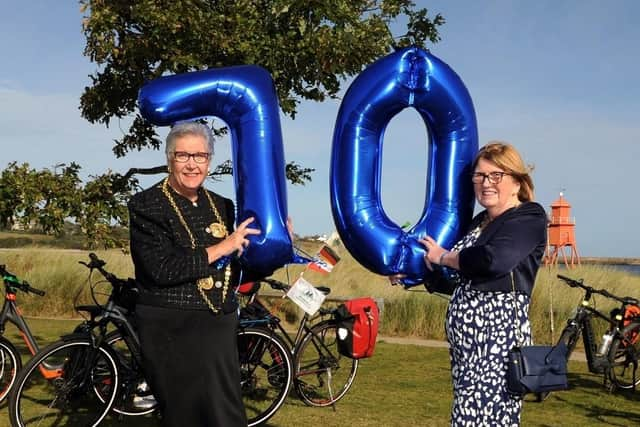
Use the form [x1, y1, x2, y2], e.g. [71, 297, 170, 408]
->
[609, 264, 640, 276]
[558, 263, 640, 276]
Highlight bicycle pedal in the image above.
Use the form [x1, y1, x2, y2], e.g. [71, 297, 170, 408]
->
[132, 394, 158, 410]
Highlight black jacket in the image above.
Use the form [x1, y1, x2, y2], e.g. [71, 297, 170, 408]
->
[428, 202, 547, 296]
[128, 181, 243, 311]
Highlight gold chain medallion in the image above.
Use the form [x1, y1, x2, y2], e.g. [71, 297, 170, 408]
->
[161, 178, 231, 313]
[206, 222, 227, 238]
[197, 276, 214, 290]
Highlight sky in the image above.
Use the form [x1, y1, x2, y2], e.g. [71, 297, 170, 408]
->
[1, 1, 639, 257]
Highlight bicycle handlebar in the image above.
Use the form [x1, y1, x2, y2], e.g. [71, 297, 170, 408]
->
[260, 278, 331, 296]
[0, 264, 46, 296]
[78, 253, 127, 288]
[557, 274, 639, 306]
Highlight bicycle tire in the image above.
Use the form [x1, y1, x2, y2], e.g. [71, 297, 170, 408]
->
[556, 323, 581, 361]
[293, 321, 358, 407]
[608, 321, 640, 389]
[8, 337, 119, 427]
[0, 336, 21, 403]
[238, 327, 293, 427]
[535, 323, 581, 402]
[104, 330, 158, 416]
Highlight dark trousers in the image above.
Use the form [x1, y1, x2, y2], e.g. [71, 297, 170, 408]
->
[135, 305, 247, 427]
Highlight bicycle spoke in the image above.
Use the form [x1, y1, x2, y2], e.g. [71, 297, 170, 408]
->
[10, 339, 118, 427]
[238, 328, 292, 427]
[294, 322, 358, 407]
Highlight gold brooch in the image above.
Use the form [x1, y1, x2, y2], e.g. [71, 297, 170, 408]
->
[197, 276, 214, 290]
[206, 222, 227, 238]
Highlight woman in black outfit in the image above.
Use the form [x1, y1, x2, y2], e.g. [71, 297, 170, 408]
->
[128, 121, 259, 426]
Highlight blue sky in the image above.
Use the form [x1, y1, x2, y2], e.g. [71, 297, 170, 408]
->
[1, 1, 639, 257]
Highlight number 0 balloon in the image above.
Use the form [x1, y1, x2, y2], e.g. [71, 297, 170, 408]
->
[138, 65, 293, 274]
[330, 47, 478, 286]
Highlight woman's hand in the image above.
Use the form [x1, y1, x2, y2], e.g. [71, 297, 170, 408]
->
[227, 217, 261, 256]
[206, 217, 261, 262]
[418, 236, 447, 271]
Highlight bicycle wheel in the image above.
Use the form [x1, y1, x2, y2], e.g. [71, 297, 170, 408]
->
[608, 321, 640, 389]
[294, 321, 358, 407]
[0, 336, 21, 403]
[556, 323, 581, 360]
[535, 324, 580, 402]
[8, 337, 119, 427]
[238, 327, 293, 427]
[105, 331, 157, 416]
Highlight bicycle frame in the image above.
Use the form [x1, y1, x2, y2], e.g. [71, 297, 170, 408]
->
[240, 289, 335, 358]
[564, 298, 617, 374]
[557, 274, 640, 378]
[1, 271, 60, 378]
[0, 292, 41, 356]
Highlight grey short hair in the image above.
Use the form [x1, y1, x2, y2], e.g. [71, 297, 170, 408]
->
[165, 122, 215, 163]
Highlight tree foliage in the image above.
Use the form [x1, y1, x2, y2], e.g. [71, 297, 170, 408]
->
[79, 0, 444, 158]
[0, 162, 137, 249]
[2, 2, 445, 249]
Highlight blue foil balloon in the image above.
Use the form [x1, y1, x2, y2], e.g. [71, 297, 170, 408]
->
[330, 47, 478, 287]
[138, 65, 293, 274]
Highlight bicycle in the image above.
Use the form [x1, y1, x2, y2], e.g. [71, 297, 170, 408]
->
[550, 274, 640, 392]
[0, 264, 47, 403]
[7, 253, 157, 427]
[237, 277, 359, 426]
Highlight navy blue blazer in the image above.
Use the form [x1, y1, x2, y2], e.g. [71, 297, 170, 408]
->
[427, 202, 547, 296]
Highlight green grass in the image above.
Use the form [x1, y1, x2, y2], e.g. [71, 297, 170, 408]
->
[2, 246, 640, 340]
[1, 319, 640, 426]
[2, 247, 640, 425]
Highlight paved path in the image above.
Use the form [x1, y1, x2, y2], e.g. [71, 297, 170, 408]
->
[379, 335, 587, 362]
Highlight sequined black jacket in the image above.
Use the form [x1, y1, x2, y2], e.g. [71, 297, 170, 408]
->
[128, 180, 246, 312]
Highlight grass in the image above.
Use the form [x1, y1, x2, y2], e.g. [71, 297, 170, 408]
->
[1, 319, 640, 426]
[2, 246, 640, 342]
[1, 245, 640, 425]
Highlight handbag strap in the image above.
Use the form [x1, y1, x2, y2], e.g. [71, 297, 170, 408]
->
[510, 272, 525, 346]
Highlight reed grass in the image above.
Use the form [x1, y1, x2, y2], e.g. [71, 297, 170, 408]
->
[2, 245, 639, 345]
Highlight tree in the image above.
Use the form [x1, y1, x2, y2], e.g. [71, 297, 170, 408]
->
[0, 162, 137, 248]
[79, 0, 445, 169]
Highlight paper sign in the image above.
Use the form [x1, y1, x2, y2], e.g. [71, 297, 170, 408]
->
[286, 276, 326, 316]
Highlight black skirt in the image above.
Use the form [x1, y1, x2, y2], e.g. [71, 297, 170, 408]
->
[135, 305, 247, 427]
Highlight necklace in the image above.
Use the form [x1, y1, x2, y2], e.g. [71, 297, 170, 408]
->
[161, 178, 231, 314]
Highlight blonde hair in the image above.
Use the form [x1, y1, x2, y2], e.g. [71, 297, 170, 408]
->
[473, 141, 535, 202]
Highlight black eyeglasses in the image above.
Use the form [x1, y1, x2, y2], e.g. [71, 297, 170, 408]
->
[173, 151, 211, 164]
[471, 172, 511, 184]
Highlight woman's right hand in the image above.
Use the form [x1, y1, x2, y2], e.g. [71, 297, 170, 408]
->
[225, 217, 261, 257]
[207, 217, 261, 263]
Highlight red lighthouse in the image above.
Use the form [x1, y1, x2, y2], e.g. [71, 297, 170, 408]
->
[544, 192, 580, 268]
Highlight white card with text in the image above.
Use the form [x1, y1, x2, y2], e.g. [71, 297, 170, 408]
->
[286, 276, 326, 316]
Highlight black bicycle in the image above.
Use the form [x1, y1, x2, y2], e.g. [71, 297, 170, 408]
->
[7, 253, 156, 427]
[238, 277, 359, 426]
[553, 274, 640, 391]
[0, 265, 46, 403]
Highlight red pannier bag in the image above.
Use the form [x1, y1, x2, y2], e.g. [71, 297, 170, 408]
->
[336, 297, 379, 359]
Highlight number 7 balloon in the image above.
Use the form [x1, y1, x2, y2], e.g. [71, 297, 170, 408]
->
[138, 65, 293, 274]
